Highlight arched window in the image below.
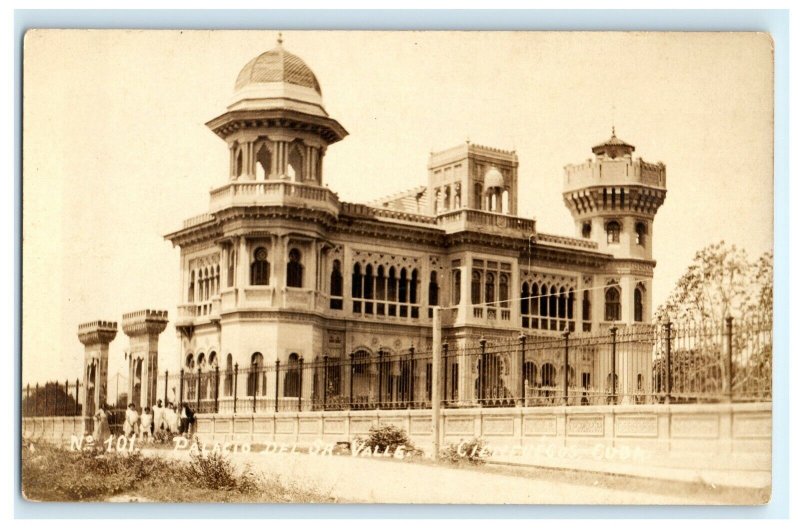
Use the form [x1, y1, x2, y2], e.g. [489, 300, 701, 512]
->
[606, 220, 621, 244]
[634, 284, 644, 322]
[255, 142, 271, 180]
[227, 249, 235, 288]
[471, 271, 482, 304]
[376, 265, 386, 300]
[399, 268, 408, 304]
[582, 290, 591, 320]
[287, 144, 304, 181]
[235, 147, 243, 178]
[473, 183, 482, 210]
[582, 221, 592, 239]
[330, 259, 343, 310]
[248, 352, 264, 396]
[284, 353, 301, 398]
[539, 283, 548, 318]
[567, 289, 575, 320]
[523, 361, 537, 388]
[188, 270, 195, 302]
[250, 247, 270, 285]
[520, 282, 530, 316]
[452, 269, 461, 305]
[185, 353, 195, 371]
[605, 285, 621, 321]
[635, 222, 647, 246]
[352, 263, 362, 298]
[558, 287, 567, 319]
[485, 272, 496, 306]
[197, 269, 204, 301]
[214, 265, 220, 295]
[224, 354, 233, 397]
[428, 271, 439, 306]
[197, 352, 208, 399]
[363, 264, 374, 300]
[541, 363, 556, 388]
[351, 350, 372, 403]
[499, 274, 509, 308]
[409, 269, 419, 304]
[287, 248, 303, 288]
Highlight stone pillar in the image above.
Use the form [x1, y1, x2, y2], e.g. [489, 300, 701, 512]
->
[122, 310, 169, 410]
[78, 320, 118, 417]
[237, 236, 249, 290]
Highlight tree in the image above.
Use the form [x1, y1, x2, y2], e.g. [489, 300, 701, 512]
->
[655, 241, 773, 325]
[22, 382, 80, 417]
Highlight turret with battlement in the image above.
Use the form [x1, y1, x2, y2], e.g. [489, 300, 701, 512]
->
[122, 309, 169, 409]
[78, 320, 118, 418]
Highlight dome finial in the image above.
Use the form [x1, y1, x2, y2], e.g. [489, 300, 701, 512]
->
[277, 32, 283, 46]
[612, 125, 616, 136]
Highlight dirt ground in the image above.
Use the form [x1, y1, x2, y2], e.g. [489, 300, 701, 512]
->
[154, 447, 767, 504]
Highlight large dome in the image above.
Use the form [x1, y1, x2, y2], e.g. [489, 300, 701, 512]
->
[227, 40, 327, 117]
[235, 45, 322, 95]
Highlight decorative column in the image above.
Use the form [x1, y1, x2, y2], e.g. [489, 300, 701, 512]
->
[122, 310, 169, 410]
[237, 236, 249, 291]
[78, 320, 118, 417]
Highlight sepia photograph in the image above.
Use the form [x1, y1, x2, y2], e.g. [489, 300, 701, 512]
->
[20, 29, 774, 505]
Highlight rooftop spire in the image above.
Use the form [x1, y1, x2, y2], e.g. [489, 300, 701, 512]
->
[277, 32, 283, 46]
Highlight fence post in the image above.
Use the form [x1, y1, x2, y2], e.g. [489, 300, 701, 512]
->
[75, 378, 80, 416]
[44, 382, 49, 416]
[442, 342, 449, 406]
[35, 383, 39, 417]
[563, 331, 571, 406]
[349, 353, 355, 410]
[233, 363, 239, 414]
[298, 357, 304, 412]
[65, 379, 70, 416]
[197, 367, 202, 412]
[322, 356, 329, 411]
[274, 360, 280, 413]
[664, 319, 672, 404]
[26, 384, 30, 417]
[377, 349, 384, 407]
[610, 326, 618, 405]
[164, 370, 169, 406]
[518, 334, 526, 407]
[179, 369, 185, 405]
[409, 346, 416, 409]
[215, 366, 220, 413]
[725, 315, 734, 402]
[478, 338, 487, 405]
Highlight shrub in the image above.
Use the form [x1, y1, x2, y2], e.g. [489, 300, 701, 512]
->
[358, 424, 414, 454]
[182, 451, 257, 493]
[440, 438, 489, 465]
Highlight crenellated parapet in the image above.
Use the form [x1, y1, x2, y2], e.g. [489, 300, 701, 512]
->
[121, 309, 169, 337]
[77, 320, 118, 346]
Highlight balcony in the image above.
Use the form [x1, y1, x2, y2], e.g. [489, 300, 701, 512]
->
[208, 180, 341, 217]
[436, 209, 535, 238]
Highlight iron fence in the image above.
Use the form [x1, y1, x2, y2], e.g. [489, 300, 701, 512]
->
[22, 316, 772, 417]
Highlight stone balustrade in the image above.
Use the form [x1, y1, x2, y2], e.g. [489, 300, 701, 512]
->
[208, 180, 341, 217]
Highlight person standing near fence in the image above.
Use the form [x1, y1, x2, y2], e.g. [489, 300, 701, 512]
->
[140, 407, 153, 443]
[153, 399, 165, 435]
[165, 402, 179, 434]
[93, 404, 111, 447]
[123, 403, 139, 438]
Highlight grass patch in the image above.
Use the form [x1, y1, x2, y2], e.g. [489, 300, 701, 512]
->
[21, 443, 333, 503]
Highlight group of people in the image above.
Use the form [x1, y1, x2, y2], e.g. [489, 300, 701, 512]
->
[92, 400, 196, 444]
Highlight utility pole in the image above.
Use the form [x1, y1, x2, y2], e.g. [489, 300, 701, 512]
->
[431, 306, 442, 461]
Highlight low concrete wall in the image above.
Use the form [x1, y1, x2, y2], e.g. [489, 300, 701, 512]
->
[23, 402, 771, 470]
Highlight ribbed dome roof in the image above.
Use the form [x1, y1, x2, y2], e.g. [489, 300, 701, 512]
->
[592, 127, 635, 158]
[235, 44, 322, 95]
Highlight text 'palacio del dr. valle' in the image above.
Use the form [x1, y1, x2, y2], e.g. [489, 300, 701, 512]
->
[80, 38, 668, 414]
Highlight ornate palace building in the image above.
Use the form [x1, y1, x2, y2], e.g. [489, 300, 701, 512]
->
[163, 40, 667, 407]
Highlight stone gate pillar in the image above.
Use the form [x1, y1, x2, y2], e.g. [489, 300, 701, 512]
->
[122, 310, 169, 410]
[78, 320, 118, 418]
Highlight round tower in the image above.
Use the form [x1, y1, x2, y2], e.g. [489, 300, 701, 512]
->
[562, 129, 667, 325]
[205, 36, 348, 185]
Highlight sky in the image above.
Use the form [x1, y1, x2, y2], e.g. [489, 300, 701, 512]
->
[22, 30, 773, 388]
